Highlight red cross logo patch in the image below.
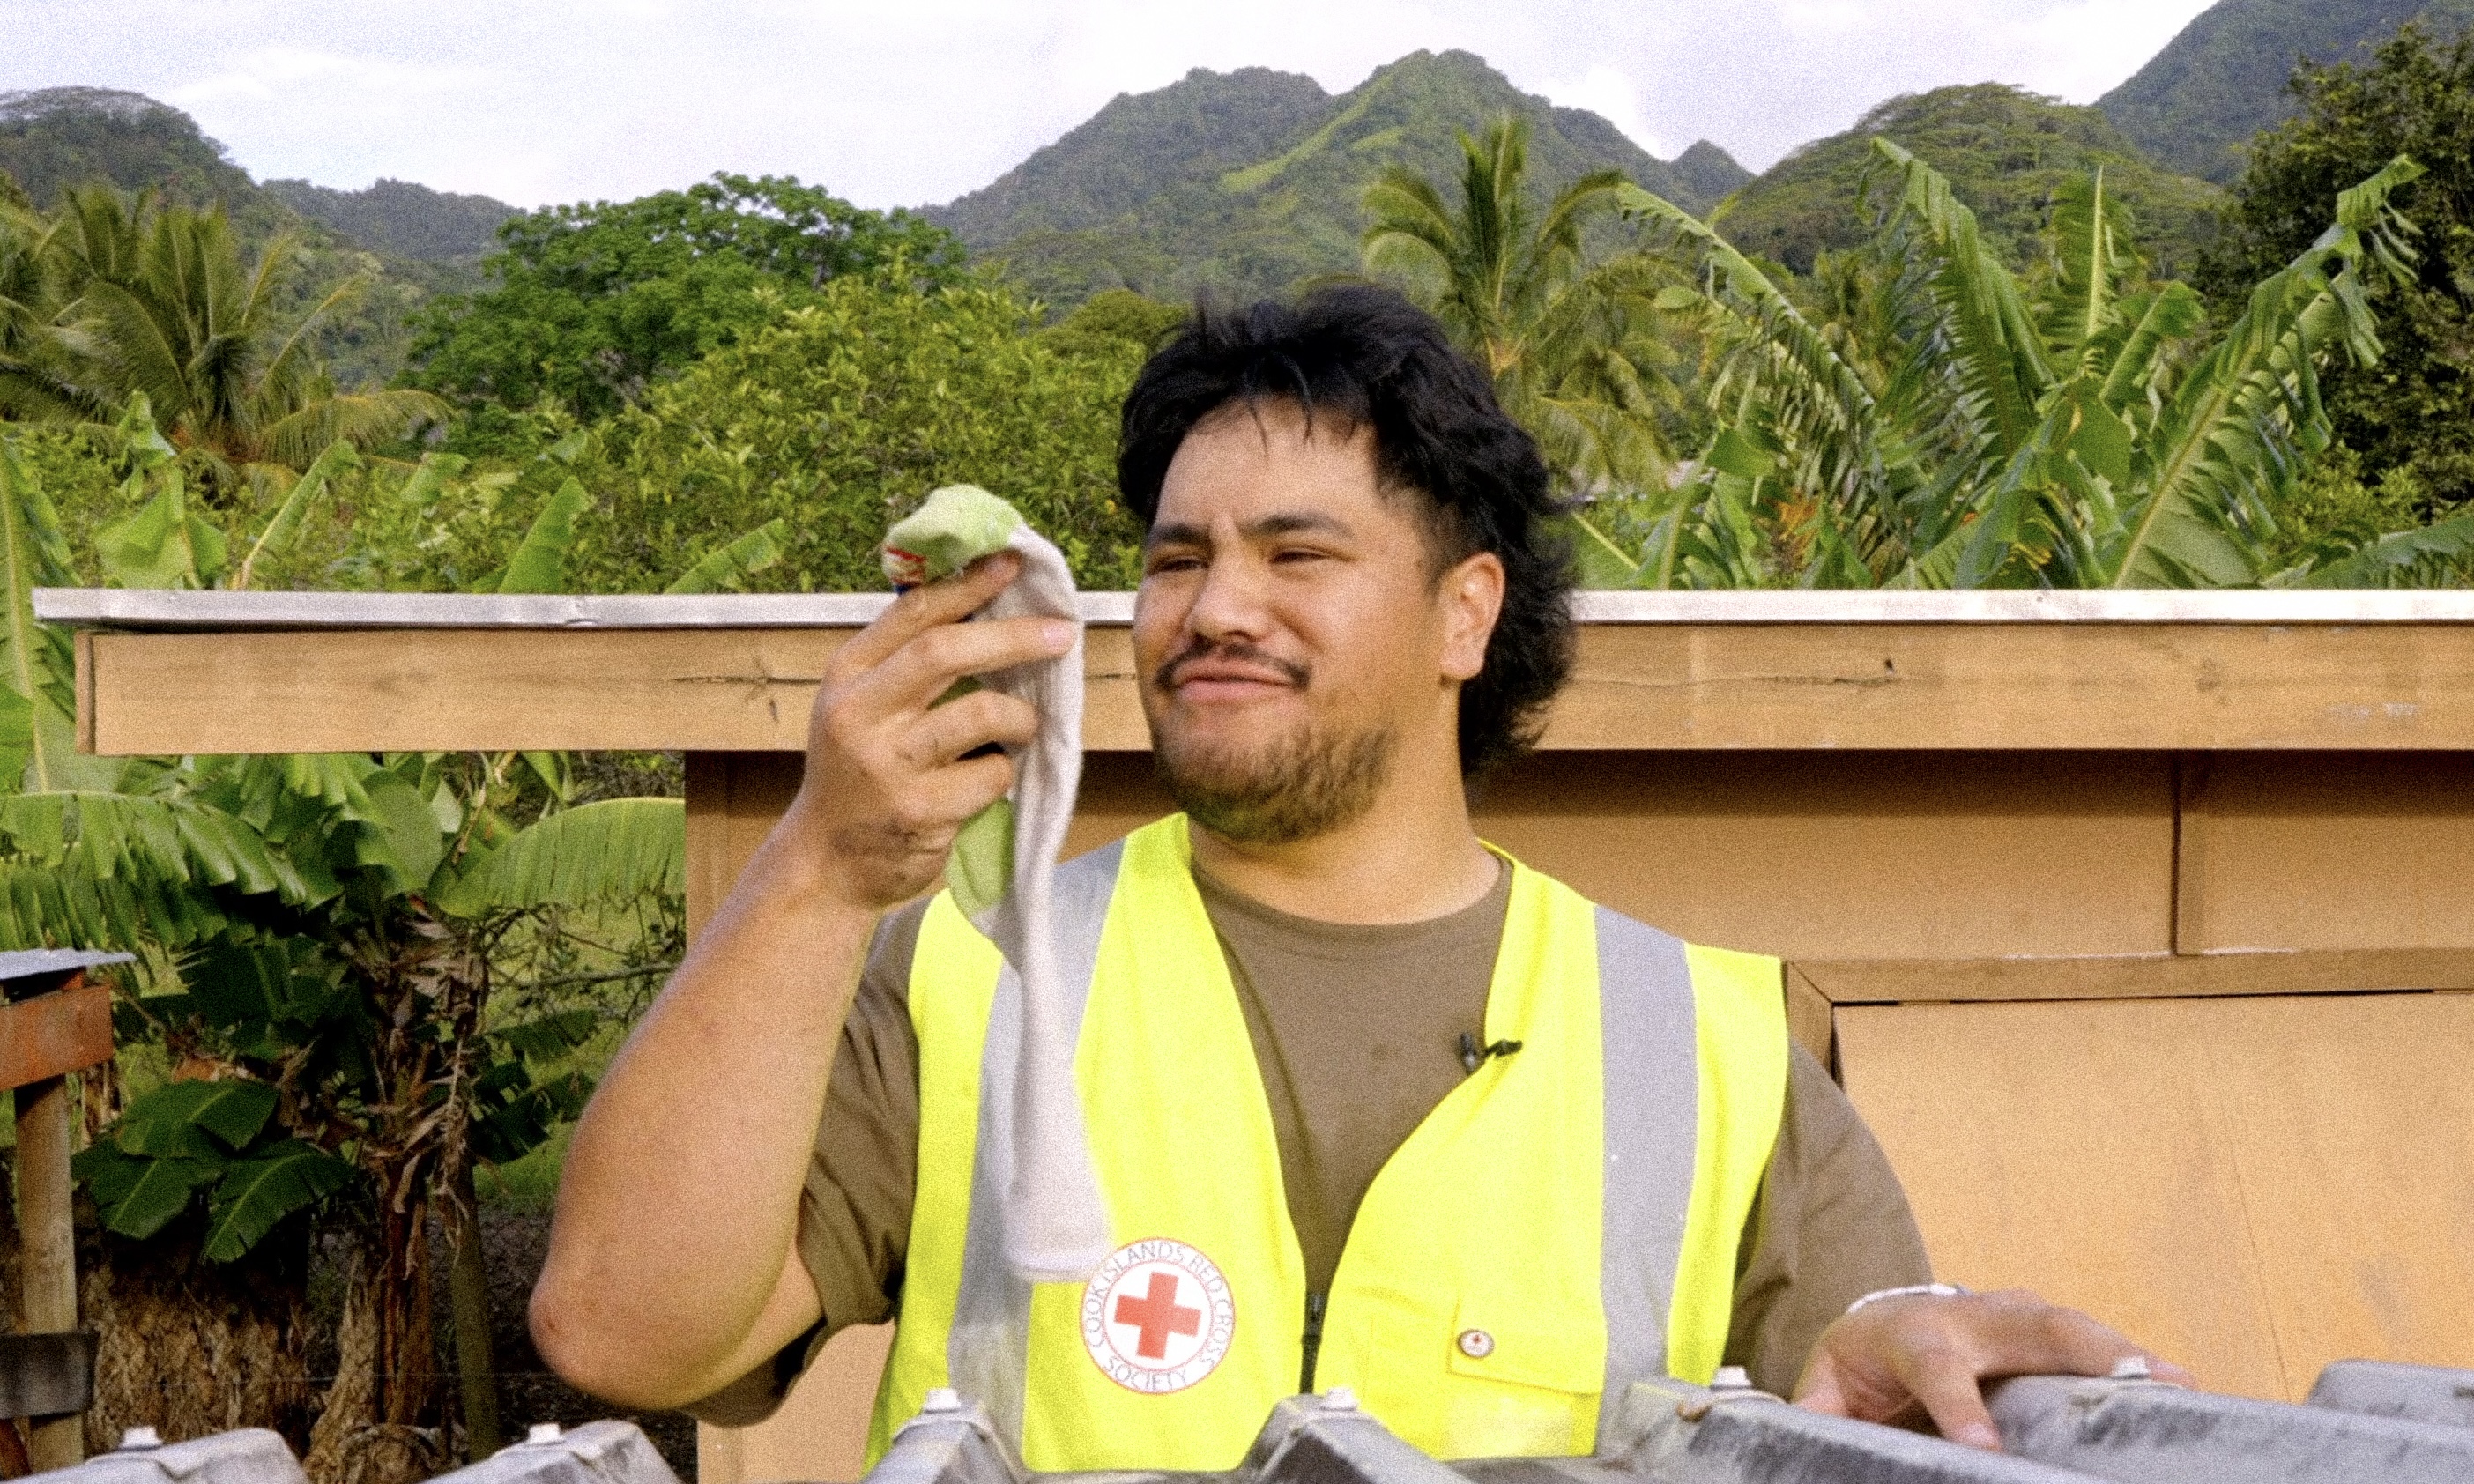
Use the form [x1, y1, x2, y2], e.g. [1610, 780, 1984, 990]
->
[1080, 1238, 1236, 1393]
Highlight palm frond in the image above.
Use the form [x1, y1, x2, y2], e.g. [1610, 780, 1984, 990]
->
[433, 798, 684, 917]
[665, 517, 789, 593]
[495, 478, 589, 595]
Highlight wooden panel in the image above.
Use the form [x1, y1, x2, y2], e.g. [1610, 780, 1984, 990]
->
[2178, 753, 2474, 952]
[697, 1324, 892, 1484]
[1471, 752, 2173, 960]
[82, 628, 1151, 757]
[1839, 993, 2474, 1401]
[1796, 947, 2474, 1005]
[80, 621, 2474, 757]
[0, 982, 113, 1089]
[680, 750, 2172, 964]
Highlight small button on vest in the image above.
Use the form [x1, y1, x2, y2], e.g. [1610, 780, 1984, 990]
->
[867, 816, 1787, 1472]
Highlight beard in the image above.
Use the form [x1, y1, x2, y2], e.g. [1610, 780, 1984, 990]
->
[1147, 642, 1397, 846]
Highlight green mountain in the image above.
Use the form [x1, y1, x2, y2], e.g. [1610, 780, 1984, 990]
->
[931, 50, 1751, 308]
[1714, 85, 2223, 278]
[264, 176, 517, 263]
[2098, 0, 2474, 182]
[0, 86, 475, 389]
[0, 86, 286, 231]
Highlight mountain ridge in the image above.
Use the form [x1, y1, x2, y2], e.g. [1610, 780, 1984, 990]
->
[1719, 84, 2223, 277]
[2099, 0, 2474, 181]
[928, 50, 1751, 308]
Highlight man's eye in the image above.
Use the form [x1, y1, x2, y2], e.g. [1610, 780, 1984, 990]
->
[1271, 547, 1328, 564]
[1147, 553, 1203, 575]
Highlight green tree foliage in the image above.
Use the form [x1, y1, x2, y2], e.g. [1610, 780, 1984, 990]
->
[405, 173, 966, 419]
[1363, 115, 1697, 496]
[1716, 85, 2224, 278]
[37, 188, 443, 498]
[1585, 145, 2474, 588]
[578, 275, 1147, 592]
[2201, 24, 2474, 510]
[0, 88, 475, 390]
[1033, 288, 1191, 360]
[0, 416, 695, 1450]
[264, 177, 517, 263]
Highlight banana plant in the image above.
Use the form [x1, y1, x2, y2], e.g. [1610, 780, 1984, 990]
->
[1591, 143, 2474, 589]
[0, 415, 725, 1458]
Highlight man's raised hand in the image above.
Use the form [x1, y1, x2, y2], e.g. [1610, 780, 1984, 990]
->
[783, 552, 1075, 911]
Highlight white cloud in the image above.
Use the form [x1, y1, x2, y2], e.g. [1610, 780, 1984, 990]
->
[0, 0, 2223, 208]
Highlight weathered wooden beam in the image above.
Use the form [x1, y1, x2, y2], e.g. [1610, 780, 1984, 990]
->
[0, 981, 114, 1091]
[67, 619, 2474, 756]
[1794, 946, 2474, 1005]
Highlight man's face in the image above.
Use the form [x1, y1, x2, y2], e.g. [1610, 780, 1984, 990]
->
[1133, 398, 1493, 844]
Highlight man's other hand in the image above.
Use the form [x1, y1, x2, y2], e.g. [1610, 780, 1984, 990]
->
[786, 550, 1075, 910]
[1793, 1287, 2195, 1451]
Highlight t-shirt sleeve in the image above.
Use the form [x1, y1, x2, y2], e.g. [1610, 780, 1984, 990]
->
[681, 900, 927, 1426]
[1723, 1043, 1934, 1396]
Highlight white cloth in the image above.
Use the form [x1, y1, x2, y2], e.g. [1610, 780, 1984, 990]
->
[965, 523, 1112, 1282]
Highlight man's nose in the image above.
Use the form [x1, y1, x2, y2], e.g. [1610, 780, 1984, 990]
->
[1185, 552, 1274, 644]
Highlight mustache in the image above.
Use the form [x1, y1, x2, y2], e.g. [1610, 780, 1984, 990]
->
[1154, 640, 1311, 694]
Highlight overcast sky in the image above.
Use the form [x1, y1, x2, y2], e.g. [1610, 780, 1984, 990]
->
[3, 0, 2220, 211]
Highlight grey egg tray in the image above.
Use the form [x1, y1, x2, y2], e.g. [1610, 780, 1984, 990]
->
[19, 1359, 2474, 1484]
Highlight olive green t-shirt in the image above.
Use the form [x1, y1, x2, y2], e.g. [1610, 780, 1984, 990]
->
[702, 861, 1930, 1422]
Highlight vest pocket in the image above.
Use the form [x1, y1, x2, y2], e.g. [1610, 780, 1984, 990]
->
[1441, 1302, 1603, 1396]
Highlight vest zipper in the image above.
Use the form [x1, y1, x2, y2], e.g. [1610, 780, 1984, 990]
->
[1298, 1290, 1327, 1394]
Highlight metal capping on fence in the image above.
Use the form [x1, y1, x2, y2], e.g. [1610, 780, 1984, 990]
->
[21, 1360, 2474, 1484]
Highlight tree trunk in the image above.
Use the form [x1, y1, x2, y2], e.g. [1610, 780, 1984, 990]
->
[444, 1165, 501, 1458]
[304, 1232, 444, 1484]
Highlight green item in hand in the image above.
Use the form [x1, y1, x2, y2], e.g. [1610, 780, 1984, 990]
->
[881, 484, 1023, 589]
[880, 484, 1032, 919]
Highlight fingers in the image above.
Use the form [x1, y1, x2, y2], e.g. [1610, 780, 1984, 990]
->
[1790, 1356, 1851, 1417]
[1894, 1343, 2002, 1451]
[859, 612, 1078, 718]
[1973, 1291, 2161, 1382]
[900, 689, 1041, 769]
[903, 751, 1018, 835]
[833, 552, 1023, 675]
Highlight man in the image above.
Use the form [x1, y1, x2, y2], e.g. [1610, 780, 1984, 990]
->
[532, 287, 2183, 1469]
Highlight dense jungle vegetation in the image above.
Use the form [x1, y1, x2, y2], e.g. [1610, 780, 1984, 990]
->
[2, 7, 2472, 1476]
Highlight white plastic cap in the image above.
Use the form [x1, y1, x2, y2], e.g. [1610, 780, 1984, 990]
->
[1319, 1387, 1360, 1412]
[1711, 1366, 1754, 1391]
[117, 1428, 162, 1451]
[921, 1388, 963, 1414]
[526, 1423, 563, 1445]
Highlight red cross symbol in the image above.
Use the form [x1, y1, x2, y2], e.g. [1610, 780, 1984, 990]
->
[1112, 1270, 1202, 1360]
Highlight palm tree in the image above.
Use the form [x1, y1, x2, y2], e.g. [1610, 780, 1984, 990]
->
[44, 188, 443, 502]
[0, 202, 99, 422]
[1361, 115, 1695, 496]
[1587, 143, 2474, 588]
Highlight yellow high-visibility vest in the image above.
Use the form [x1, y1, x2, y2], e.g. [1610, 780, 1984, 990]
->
[866, 816, 1787, 1471]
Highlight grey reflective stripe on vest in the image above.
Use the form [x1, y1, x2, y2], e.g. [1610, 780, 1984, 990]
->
[945, 840, 1123, 1443]
[1592, 907, 1700, 1451]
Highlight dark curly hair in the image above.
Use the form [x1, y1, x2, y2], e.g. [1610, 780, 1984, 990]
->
[1118, 284, 1575, 778]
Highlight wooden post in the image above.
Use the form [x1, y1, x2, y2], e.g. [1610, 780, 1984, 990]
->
[0, 963, 119, 1470]
[15, 1065, 78, 1470]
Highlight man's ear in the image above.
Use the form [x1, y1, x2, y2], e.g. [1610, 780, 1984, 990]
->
[1438, 551, 1506, 685]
